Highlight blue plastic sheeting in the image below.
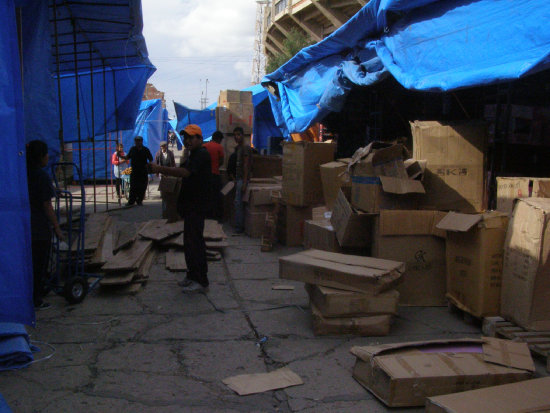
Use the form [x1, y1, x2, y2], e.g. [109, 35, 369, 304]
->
[0, 0, 35, 326]
[174, 102, 217, 141]
[0, 393, 11, 413]
[0, 323, 38, 371]
[78, 100, 170, 180]
[263, 0, 550, 134]
[243, 85, 285, 150]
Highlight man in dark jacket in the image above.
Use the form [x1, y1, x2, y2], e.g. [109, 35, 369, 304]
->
[150, 125, 212, 294]
[124, 136, 153, 206]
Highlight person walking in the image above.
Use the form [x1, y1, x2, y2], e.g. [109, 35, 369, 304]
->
[154, 140, 176, 217]
[111, 142, 128, 200]
[203, 130, 224, 220]
[149, 124, 212, 294]
[26, 140, 63, 309]
[232, 127, 251, 233]
[124, 136, 152, 206]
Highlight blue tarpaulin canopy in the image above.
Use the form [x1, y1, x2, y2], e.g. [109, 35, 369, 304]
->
[1, 0, 154, 326]
[174, 102, 217, 141]
[263, 0, 550, 134]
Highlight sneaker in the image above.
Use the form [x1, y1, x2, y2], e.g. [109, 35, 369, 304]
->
[35, 302, 51, 310]
[177, 278, 193, 287]
[181, 281, 209, 294]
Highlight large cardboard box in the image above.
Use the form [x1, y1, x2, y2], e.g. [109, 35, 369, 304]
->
[372, 210, 447, 306]
[279, 249, 404, 294]
[216, 103, 254, 134]
[244, 206, 270, 238]
[496, 176, 550, 215]
[411, 120, 487, 213]
[310, 303, 391, 336]
[306, 284, 399, 317]
[251, 155, 282, 178]
[218, 89, 252, 105]
[501, 198, 550, 330]
[437, 211, 508, 318]
[351, 338, 534, 407]
[426, 377, 550, 413]
[320, 160, 351, 210]
[303, 220, 342, 252]
[330, 190, 374, 248]
[277, 203, 312, 246]
[244, 183, 281, 208]
[282, 142, 336, 206]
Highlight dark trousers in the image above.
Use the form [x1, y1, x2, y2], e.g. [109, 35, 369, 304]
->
[129, 171, 148, 204]
[208, 174, 223, 220]
[32, 238, 51, 306]
[183, 209, 208, 287]
[115, 177, 122, 197]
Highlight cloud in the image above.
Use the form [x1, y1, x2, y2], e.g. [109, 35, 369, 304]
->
[141, 0, 258, 115]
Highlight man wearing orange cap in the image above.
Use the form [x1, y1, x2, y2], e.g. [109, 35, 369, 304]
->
[150, 124, 212, 294]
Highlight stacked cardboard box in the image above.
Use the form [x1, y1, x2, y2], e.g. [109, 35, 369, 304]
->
[279, 249, 403, 336]
[496, 176, 550, 215]
[243, 179, 281, 238]
[216, 90, 253, 134]
[320, 159, 351, 210]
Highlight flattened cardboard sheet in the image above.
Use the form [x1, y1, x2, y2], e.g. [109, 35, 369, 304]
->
[222, 367, 303, 395]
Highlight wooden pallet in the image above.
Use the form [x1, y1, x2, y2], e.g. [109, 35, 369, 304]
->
[483, 316, 550, 372]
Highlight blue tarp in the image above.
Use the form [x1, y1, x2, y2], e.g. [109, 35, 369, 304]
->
[0, 393, 11, 413]
[0, 323, 37, 372]
[263, 0, 550, 134]
[78, 99, 170, 180]
[0, 0, 35, 326]
[174, 102, 217, 141]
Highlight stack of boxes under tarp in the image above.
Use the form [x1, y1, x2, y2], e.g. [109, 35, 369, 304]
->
[280, 249, 403, 336]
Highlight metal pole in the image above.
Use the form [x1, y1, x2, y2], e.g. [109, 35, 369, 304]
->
[52, 0, 66, 167]
[103, 62, 109, 211]
[89, 42, 97, 212]
[71, 18, 83, 205]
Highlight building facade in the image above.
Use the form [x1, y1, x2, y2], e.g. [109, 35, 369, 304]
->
[143, 83, 166, 108]
[262, 0, 365, 58]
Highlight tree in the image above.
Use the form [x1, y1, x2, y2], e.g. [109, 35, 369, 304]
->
[266, 28, 313, 74]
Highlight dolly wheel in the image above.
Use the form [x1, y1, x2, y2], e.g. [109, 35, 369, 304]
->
[64, 276, 88, 304]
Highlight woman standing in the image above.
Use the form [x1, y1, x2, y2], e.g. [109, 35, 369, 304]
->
[111, 142, 128, 199]
[26, 140, 63, 309]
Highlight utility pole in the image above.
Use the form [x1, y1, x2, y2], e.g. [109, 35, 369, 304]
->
[252, 0, 270, 85]
[200, 78, 209, 109]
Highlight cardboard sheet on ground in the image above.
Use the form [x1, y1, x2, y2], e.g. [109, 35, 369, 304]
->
[222, 367, 303, 395]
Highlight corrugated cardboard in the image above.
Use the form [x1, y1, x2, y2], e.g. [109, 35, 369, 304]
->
[330, 189, 374, 248]
[279, 249, 404, 294]
[218, 90, 252, 105]
[306, 284, 399, 317]
[496, 176, 550, 215]
[244, 207, 269, 238]
[437, 211, 508, 318]
[216, 103, 254, 134]
[411, 120, 487, 213]
[222, 367, 302, 396]
[310, 303, 392, 336]
[282, 142, 336, 206]
[320, 161, 351, 210]
[501, 198, 550, 331]
[251, 154, 282, 178]
[244, 184, 282, 207]
[351, 338, 534, 407]
[303, 220, 342, 252]
[372, 210, 447, 306]
[426, 377, 550, 413]
[277, 203, 312, 246]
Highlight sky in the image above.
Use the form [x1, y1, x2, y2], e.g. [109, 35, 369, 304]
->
[141, 0, 259, 118]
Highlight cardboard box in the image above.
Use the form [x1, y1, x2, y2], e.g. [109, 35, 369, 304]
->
[320, 161, 351, 210]
[351, 338, 534, 407]
[244, 206, 269, 238]
[426, 377, 550, 413]
[216, 103, 254, 134]
[330, 190, 374, 248]
[496, 176, 550, 215]
[277, 203, 312, 246]
[251, 154, 282, 178]
[282, 142, 336, 206]
[244, 184, 282, 208]
[218, 89, 252, 105]
[306, 284, 399, 317]
[411, 120, 487, 213]
[372, 210, 447, 306]
[279, 249, 404, 294]
[310, 303, 392, 336]
[437, 211, 508, 318]
[501, 198, 550, 330]
[303, 220, 341, 252]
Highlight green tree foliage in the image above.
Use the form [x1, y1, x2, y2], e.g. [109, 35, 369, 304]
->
[266, 28, 313, 74]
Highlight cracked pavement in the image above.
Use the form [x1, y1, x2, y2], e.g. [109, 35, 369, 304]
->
[1, 202, 547, 412]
